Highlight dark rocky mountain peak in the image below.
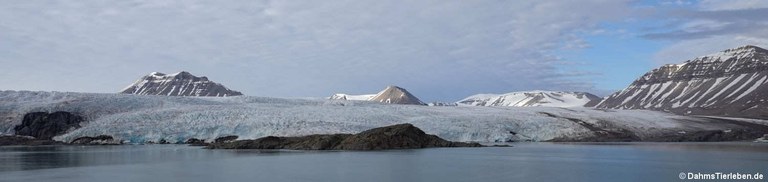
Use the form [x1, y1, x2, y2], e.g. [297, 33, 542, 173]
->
[120, 71, 242, 97]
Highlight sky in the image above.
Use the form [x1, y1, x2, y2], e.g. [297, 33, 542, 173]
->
[1, 0, 767, 102]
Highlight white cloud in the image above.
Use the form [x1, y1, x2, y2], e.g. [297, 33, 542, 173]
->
[646, 1, 768, 65]
[698, 0, 768, 10]
[653, 35, 768, 64]
[0, 0, 632, 101]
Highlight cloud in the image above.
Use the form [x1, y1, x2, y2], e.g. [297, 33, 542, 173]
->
[0, 0, 632, 101]
[653, 35, 768, 63]
[697, 0, 768, 10]
[639, 2, 768, 65]
[642, 8, 768, 40]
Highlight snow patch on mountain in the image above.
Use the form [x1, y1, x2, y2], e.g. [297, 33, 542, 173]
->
[457, 90, 601, 107]
[329, 94, 376, 101]
[596, 45, 768, 119]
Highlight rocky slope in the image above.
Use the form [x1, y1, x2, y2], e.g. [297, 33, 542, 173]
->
[120, 71, 242, 97]
[330, 86, 425, 105]
[369, 86, 425, 105]
[457, 91, 601, 107]
[14, 111, 84, 140]
[207, 123, 483, 150]
[596, 45, 768, 119]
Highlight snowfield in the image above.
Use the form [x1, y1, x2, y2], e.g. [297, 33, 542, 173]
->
[0, 90, 763, 143]
[457, 90, 600, 107]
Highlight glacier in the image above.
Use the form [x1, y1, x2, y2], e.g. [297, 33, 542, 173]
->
[0, 90, 763, 143]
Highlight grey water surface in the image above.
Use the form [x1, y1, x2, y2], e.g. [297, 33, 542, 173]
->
[1, 142, 766, 182]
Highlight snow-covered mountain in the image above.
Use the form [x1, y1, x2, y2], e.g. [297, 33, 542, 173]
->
[369, 86, 425, 105]
[457, 91, 601, 107]
[2, 90, 766, 143]
[596, 45, 768, 119]
[330, 86, 425, 105]
[329, 94, 376, 101]
[120, 71, 243, 97]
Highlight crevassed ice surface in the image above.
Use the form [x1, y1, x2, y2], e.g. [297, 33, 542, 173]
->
[0, 90, 737, 143]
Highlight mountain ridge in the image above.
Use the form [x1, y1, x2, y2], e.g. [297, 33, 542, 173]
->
[596, 45, 768, 119]
[120, 71, 243, 97]
[457, 90, 601, 107]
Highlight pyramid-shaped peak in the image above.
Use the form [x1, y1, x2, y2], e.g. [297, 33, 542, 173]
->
[381, 85, 409, 93]
[173, 71, 192, 75]
[385, 85, 404, 90]
[369, 85, 425, 105]
[169, 71, 195, 77]
[145, 71, 207, 81]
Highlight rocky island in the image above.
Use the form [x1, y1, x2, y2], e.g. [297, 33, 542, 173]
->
[206, 123, 486, 150]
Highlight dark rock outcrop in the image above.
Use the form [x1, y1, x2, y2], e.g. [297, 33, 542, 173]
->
[209, 134, 353, 150]
[144, 139, 171, 144]
[207, 123, 484, 150]
[333, 123, 481, 150]
[14, 111, 84, 140]
[70, 135, 120, 145]
[0, 135, 63, 146]
[214, 135, 238, 143]
[185, 138, 207, 146]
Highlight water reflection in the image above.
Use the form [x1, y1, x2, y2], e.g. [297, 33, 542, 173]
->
[0, 143, 766, 182]
[0, 145, 361, 172]
[555, 142, 768, 153]
[0, 145, 223, 171]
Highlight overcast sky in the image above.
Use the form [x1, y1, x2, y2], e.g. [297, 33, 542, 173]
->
[1, 0, 767, 102]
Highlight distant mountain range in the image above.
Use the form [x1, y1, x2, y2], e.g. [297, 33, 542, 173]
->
[115, 45, 768, 119]
[329, 93, 376, 101]
[120, 71, 242, 97]
[596, 45, 768, 119]
[457, 91, 601, 107]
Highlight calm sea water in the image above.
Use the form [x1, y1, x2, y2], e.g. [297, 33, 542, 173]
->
[0, 143, 766, 182]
